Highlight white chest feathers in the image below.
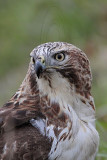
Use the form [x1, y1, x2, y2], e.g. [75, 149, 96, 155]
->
[30, 115, 99, 160]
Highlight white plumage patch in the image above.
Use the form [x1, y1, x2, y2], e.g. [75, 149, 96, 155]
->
[3, 143, 8, 156]
[47, 120, 99, 160]
[30, 118, 46, 136]
[37, 71, 74, 108]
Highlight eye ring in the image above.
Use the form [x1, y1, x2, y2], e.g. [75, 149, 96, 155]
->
[54, 53, 65, 61]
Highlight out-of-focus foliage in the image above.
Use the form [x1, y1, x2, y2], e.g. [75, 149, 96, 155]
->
[0, 0, 107, 159]
[0, 0, 107, 76]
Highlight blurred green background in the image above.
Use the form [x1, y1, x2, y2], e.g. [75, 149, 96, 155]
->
[0, 0, 107, 159]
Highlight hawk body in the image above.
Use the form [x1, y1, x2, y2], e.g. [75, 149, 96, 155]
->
[0, 42, 99, 160]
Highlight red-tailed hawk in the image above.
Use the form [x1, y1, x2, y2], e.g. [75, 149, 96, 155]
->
[0, 42, 99, 160]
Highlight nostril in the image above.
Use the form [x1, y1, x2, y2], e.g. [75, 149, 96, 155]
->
[38, 56, 45, 65]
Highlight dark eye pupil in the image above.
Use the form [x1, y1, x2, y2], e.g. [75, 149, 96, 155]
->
[57, 54, 62, 59]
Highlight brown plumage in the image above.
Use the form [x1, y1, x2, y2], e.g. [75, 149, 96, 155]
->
[0, 42, 99, 160]
[0, 90, 51, 160]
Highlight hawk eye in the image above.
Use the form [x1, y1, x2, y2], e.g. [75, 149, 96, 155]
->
[31, 57, 35, 64]
[54, 53, 65, 61]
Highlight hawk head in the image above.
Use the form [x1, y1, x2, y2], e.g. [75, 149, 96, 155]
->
[30, 42, 92, 99]
[17, 42, 95, 123]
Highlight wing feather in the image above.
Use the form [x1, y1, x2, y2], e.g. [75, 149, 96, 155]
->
[0, 124, 51, 160]
[0, 94, 51, 159]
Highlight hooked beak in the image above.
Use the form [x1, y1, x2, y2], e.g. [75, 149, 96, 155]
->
[34, 55, 60, 78]
[35, 56, 46, 78]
